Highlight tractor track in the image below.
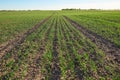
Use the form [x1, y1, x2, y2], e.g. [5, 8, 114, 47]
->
[0, 16, 51, 59]
[64, 16, 120, 65]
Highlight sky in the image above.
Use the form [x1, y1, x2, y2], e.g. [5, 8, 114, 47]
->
[0, 0, 120, 10]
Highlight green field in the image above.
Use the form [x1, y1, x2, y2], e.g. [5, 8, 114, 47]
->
[61, 10, 120, 47]
[0, 10, 120, 80]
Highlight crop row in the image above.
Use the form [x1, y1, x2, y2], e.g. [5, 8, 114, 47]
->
[0, 11, 53, 44]
[64, 11, 120, 47]
[0, 15, 54, 79]
[0, 12, 120, 80]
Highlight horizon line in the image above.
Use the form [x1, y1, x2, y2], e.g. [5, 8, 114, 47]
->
[0, 8, 120, 11]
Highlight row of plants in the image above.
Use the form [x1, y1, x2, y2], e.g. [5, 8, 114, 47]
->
[0, 11, 53, 44]
[63, 11, 120, 47]
[0, 12, 120, 80]
[0, 16, 54, 80]
[62, 16, 120, 79]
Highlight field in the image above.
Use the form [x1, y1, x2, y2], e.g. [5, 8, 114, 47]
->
[0, 10, 120, 80]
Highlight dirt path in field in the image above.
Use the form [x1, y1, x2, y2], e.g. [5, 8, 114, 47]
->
[49, 21, 61, 80]
[0, 16, 51, 59]
[64, 16, 120, 65]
